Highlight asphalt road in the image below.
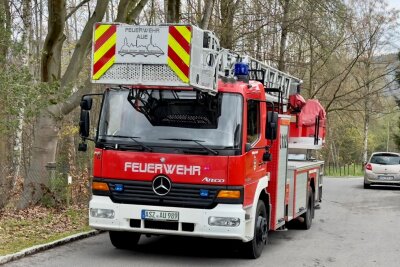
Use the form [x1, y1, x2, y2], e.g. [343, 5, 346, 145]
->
[5, 177, 400, 267]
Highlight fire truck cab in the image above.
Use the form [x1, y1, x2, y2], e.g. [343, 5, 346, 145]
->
[79, 23, 326, 259]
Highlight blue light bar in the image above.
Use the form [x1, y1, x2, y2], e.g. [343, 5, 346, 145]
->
[234, 62, 249, 76]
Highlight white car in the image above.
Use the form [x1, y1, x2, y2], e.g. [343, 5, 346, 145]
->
[364, 152, 400, 188]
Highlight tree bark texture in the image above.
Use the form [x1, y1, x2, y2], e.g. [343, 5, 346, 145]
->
[199, 0, 215, 29]
[0, 0, 11, 60]
[278, 0, 290, 72]
[219, 0, 238, 50]
[126, 0, 150, 24]
[167, 0, 180, 23]
[41, 0, 66, 82]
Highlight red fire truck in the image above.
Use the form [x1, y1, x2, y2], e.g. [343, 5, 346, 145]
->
[79, 23, 326, 258]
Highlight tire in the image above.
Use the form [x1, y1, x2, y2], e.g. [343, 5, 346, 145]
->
[364, 183, 370, 189]
[300, 189, 314, 230]
[242, 200, 268, 259]
[109, 231, 141, 249]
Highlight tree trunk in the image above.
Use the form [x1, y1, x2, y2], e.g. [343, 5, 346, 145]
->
[116, 0, 135, 22]
[0, 0, 11, 60]
[199, 0, 215, 29]
[18, 108, 60, 208]
[219, 0, 238, 49]
[278, 0, 290, 72]
[167, 0, 180, 23]
[19, 0, 66, 208]
[0, 0, 12, 208]
[41, 0, 66, 83]
[13, 0, 32, 180]
[127, 0, 149, 24]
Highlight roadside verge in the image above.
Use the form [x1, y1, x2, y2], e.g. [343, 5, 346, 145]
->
[0, 230, 101, 265]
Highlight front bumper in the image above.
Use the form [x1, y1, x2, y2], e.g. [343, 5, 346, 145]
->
[89, 196, 248, 241]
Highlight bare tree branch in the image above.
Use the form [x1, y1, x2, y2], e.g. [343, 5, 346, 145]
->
[59, 0, 109, 115]
[66, 0, 90, 20]
[127, 0, 150, 24]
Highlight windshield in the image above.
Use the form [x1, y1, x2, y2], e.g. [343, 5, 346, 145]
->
[98, 89, 243, 149]
[370, 154, 400, 165]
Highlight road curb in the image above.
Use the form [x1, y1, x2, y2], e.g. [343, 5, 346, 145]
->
[0, 230, 102, 265]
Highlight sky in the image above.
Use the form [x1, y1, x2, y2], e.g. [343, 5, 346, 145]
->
[386, 0, 400, 52]
[387, 0, 400, 10]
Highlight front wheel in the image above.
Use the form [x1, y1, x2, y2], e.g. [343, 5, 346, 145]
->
[109, 231, 141, 249]
[242, 200, 268, 259]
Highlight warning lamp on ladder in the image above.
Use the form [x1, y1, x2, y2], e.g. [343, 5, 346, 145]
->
[234, 62, 249, 82]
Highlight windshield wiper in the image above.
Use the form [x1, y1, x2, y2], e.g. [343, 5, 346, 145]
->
[159, 138, 218, 155]
[100, 135, 153, 152]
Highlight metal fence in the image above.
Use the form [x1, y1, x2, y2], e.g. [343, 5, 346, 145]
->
[324, 162, 364, 177]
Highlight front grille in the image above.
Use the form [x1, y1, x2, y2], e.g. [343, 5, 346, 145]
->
[95, 178, 228, 209]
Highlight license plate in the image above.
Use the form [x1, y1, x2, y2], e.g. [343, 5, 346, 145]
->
[141, 210, 179, 221]
[378, 176, 394, 180]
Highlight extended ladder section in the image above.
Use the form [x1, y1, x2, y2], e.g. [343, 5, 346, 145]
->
[217, 52, 326, 151]
[218, 51, 303, 102]
[91, 23, 221, 95]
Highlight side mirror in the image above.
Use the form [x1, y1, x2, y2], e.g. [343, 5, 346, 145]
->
[78, 143, 88, 152]
[245, 143, 252, 152]
[266, 111, 278, 140]
[79, 110, 90, 138]
[80, 96, 93, 111]
[263, 151, 272, 162]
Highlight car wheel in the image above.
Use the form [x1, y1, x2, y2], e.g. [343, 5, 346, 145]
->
[109, 231, 141, 249]
[242, 200, 268, 259]
[363, 182, 370, 189]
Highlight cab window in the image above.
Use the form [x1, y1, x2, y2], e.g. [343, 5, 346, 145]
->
[247, 100, 260, 144]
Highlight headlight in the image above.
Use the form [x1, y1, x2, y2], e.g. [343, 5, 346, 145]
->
[90, 208, 115, 219]
[208, 216, 240, 227]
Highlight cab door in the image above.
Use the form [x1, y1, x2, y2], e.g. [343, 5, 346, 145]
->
[243, 100, 267, 207]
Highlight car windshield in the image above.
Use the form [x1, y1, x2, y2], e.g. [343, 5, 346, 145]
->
[370, 154, 400, 165]
[98, 89, 243, 148]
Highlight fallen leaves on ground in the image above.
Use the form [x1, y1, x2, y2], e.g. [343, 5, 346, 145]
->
[0, 205, 90, 255]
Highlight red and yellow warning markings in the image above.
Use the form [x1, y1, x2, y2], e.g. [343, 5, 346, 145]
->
[168, 26, 192, 83]
[92, 24, 117, 80]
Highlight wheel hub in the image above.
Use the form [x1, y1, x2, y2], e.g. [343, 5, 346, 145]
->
[256, 215, 268, 245]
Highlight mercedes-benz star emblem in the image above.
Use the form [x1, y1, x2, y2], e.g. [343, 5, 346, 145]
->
[152, 175, 172, 196]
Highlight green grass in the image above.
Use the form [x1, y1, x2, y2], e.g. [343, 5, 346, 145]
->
[0, 206, 91, 256]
